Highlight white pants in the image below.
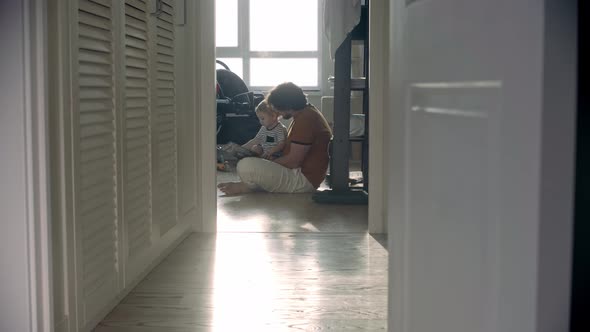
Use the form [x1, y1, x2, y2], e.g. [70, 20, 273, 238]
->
[236, 157, 315, 193]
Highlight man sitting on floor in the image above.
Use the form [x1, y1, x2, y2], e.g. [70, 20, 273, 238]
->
[217, 82, 333, 195]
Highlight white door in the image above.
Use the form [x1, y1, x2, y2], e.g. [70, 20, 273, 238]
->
[387, 1, 577, 331]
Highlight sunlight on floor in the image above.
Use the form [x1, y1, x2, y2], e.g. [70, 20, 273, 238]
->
[211, 233, 283, 331]
[216, 169, 369, 233]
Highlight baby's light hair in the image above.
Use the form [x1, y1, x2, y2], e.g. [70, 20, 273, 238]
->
[255, 100, 277, 116]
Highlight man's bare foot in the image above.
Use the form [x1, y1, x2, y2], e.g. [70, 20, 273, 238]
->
[217, 182, 253, 195]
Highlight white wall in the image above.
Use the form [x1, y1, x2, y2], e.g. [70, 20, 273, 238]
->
[0, 3, 34, 331]
[1, 1, 52, 331]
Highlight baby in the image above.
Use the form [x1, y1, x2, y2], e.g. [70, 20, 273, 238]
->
[242, 100, 287, 159]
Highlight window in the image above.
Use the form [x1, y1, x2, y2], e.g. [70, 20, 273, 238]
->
[215, 0, 320, 90]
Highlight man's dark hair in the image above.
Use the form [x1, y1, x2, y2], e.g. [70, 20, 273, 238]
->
[266, 82, 308, 111]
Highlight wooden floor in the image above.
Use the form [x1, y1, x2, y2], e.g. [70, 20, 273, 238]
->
[94, 171, 388, 331]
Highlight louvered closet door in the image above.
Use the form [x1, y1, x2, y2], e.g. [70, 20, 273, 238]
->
[75, 0, 119, 322]
[153, 0, 178, 236]
[123, 0, 152, 264]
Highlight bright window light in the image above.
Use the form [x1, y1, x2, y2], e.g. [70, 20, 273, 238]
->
[250, 0, 318, 52]
[250, 58, 318, 87]
[215, 0, 320, 89]
[215, 0, 238, 47]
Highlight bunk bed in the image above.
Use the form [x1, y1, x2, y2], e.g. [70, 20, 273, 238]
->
[313, 0, 369, 204]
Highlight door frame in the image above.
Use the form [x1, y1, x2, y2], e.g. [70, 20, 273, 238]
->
[195, 0, 218, 232]
[201, 0, 390, 234]
[1, 0, 54, 331]
[367, 0, 388, 233]
[27, 0, 54, 329]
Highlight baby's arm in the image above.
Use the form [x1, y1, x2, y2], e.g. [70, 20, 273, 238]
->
[242, 137, 259, 150]
[264, 141, 285, 158]
[263, 126, 287, 159]
[242, 128, 264, 149]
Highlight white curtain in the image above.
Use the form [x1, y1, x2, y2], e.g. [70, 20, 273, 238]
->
[323, 0, 362, 59]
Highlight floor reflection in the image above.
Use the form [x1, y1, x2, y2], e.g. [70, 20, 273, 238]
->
[95, 233, 387, 332]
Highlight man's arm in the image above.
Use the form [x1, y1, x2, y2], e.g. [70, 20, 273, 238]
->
[273, 142, 310, 168]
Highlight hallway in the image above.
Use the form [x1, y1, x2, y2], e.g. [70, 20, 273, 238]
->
[93, 173, 388, 331]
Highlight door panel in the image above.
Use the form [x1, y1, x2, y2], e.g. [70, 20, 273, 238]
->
[123, 0, 152, 264]
[153, 0, 178, 237]
[75, 0, 119, 323]
[387, 1, 576, 331]
[407, 83, 500, 332]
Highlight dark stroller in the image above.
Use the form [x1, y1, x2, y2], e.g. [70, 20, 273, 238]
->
[216, 60, 264, 145]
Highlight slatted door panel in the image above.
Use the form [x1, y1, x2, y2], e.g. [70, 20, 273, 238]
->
[76, 0, 119, 322]
[123, 0, 152, 260]
[154, 0, 178, 236]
